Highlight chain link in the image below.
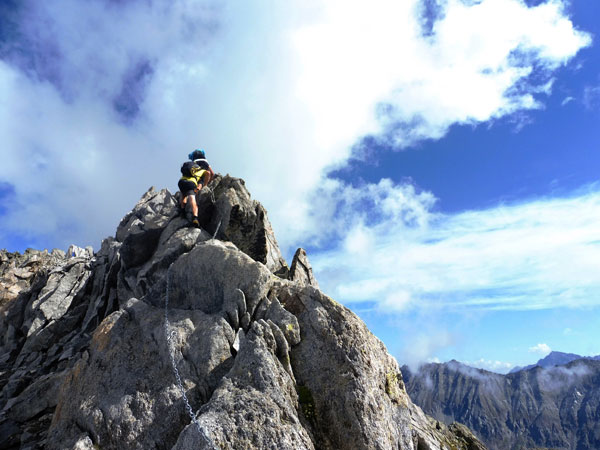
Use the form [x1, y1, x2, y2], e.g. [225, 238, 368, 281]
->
[203, 185, 216, 204]
[163, 219, 223, 446]
[164, 264, 214, 447]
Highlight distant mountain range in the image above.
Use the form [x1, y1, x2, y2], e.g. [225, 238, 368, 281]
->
[402, 352, 600, 450]
[510, 351, 600, 373]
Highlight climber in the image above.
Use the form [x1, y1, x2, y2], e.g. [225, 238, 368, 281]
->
[188, 149, 215, 186]
[178, 162, 204, 227]
[177, 149, 215, 228]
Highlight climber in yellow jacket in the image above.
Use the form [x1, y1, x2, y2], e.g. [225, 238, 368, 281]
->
[178, 149, 214, 227]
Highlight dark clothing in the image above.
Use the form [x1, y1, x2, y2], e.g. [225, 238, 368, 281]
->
[193, 158, 210, 171]
[179, 160, 207, 197]
[180, 161, 199, 177]
[178, 158, 211, 198]
[178, 178, 198, 197]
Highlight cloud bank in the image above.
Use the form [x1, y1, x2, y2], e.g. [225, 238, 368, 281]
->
[0, 0, 591, 258]
[312, 184, 600, 312]
[465, 359, 515, 374]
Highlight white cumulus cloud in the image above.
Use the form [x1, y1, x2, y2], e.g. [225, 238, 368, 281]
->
[0, 0, 591, 255]
[311, 185, 600, 312]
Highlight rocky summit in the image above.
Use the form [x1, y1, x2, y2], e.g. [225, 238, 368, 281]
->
[0, 174, 484, 450]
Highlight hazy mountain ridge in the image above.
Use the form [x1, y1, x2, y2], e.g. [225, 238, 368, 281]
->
[0, 175, 485, 449]
[509, 351, 600, 374]
[402, 357, 600, 450]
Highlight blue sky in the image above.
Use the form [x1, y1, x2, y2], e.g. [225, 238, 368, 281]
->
[1, 0, 599, 372]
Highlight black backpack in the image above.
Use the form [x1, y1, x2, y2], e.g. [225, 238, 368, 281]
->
[181, 161, 199, 177]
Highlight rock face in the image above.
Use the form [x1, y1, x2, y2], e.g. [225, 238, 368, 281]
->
[403, 359, 600, 450]
[0, 248, 68, 305]
[0, 245, 96, 450]
[0, 175, 485, 449]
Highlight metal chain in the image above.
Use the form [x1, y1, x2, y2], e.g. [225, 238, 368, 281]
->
[212, 220, 222, 240]
[204, 185, 216, 204]
[164, 264, 214, 447]
[163, 221, 222, 446]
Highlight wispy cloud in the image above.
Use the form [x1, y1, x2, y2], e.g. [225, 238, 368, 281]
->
[0, 0, 591, 253]
[538, 363, 592, 391]
[583, 85, 600, 111]
[312, 185, 600, 313]
[403, 328, 457, 370]
[464, 359, 514, 374]
[529, 343, 552, 355]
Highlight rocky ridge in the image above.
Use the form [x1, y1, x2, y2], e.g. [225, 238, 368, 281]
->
[509, 351, 600, 374]
[403, 359, 600, 450]
[1, 174, 485, 449]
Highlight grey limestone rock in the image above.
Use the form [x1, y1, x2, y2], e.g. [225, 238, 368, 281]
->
[289, 248, 319, 288]
[26, 260, 92, 335]
[0, 249, 68, 305]
[116, 186, 176, 243]
[197, 175, 289, 274]
[48, 235, 306, 449]
[0, 249, 94, 448]
[173, 319, 313, 450]
[274, 281, 415, 449]
[66, 245, 94, 259]
[47, 297, 235, 450]
[1, 177, 485, 450]
[165, 240, 273, 314]
[3, 370, 67, 422]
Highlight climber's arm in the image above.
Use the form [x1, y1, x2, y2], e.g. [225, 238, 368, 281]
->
[206, 166, 215, 185]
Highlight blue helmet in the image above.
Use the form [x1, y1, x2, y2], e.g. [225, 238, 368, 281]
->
[188, 149, 206, 161]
